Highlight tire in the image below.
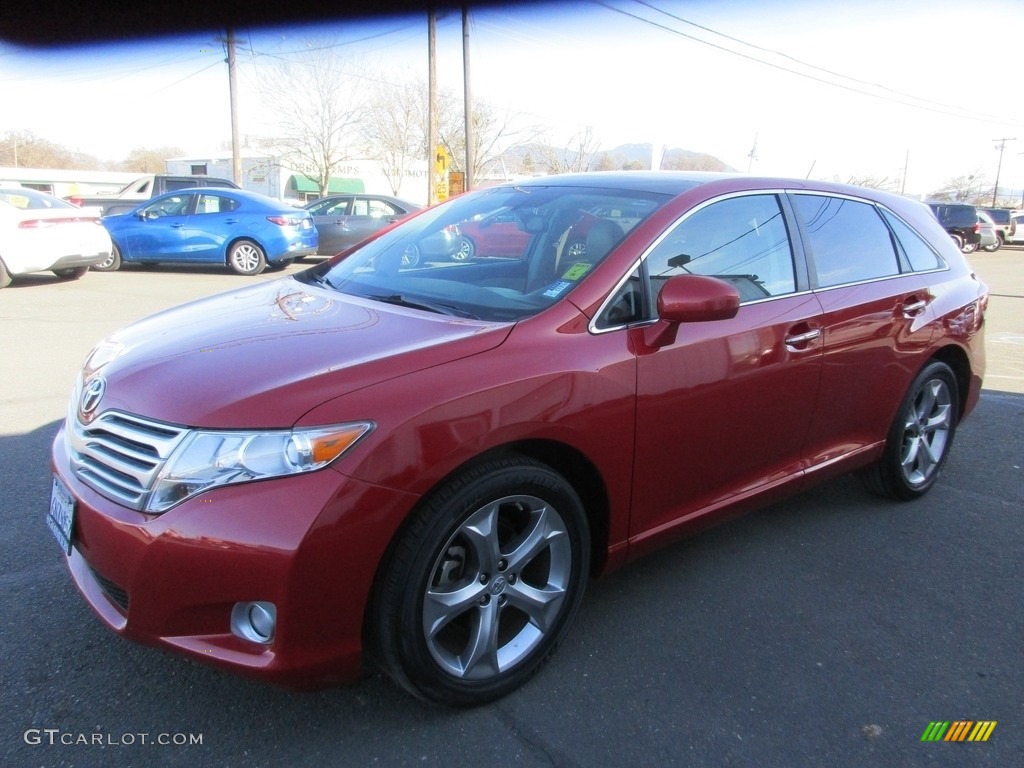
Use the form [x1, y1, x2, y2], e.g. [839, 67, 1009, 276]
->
[983, 239, 1000, 253]
[267, 258, 294, 271]
[0, 258, 11, 289]
[52, 266, 89, 281]
[92, 244, 122, 272]
[860, 361, 959, 500]
[372, 456, 590, 706]
[961, 241, 979, 254]
[451, 237, 475, 261]
[228, 240, 266, 276]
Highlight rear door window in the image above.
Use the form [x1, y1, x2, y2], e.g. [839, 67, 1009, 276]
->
[791, 194, 899, 287]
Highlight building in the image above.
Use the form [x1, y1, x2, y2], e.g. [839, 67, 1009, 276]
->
[165, 152, 431, 205]
[0, 166, 136, 197]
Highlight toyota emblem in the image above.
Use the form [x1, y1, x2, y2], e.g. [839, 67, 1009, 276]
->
[80, 377, 106, 418]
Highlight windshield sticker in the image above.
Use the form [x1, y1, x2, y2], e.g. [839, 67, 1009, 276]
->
[561, 262, 593, 281]
[542, 281, 572, 298]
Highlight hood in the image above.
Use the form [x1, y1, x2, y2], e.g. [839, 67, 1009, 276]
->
[86, 277, 511, 428]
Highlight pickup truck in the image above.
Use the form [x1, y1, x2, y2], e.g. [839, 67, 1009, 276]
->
[65, 174, 239, 216]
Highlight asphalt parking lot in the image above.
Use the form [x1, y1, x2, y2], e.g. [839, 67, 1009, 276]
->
[1, 250, 1022, 767]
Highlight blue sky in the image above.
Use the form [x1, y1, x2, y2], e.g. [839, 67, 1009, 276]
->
[3, 0, 1023, 196]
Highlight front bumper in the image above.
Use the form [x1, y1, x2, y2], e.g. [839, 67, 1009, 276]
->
[51, 422, 418, 689]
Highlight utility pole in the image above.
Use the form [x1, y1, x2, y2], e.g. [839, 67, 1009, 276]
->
[901, 148, 909, 197]
[428, 11, 438, 205]
[992, 137, 1015, 207]
[462, 5, 474, 192]
[226, 29, 242, 186]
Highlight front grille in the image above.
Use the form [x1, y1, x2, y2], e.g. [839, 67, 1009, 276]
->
[88, 563, 130, 613]
[67, 409, 188, 511]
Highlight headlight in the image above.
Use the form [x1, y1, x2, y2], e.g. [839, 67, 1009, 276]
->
[147, 422, 373, 513]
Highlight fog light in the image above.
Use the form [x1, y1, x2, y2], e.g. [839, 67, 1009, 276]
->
[231, 601, 277, 644]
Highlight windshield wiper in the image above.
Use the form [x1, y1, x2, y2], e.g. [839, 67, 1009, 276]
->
[366, 294, 479, 319]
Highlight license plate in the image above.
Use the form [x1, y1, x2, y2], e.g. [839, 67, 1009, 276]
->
[47, 476, 75, 556]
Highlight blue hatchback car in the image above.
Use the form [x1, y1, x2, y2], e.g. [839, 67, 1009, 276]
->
[96, 189, 318, 275]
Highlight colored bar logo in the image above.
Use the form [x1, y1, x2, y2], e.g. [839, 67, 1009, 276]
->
[921, 721, 997, 742]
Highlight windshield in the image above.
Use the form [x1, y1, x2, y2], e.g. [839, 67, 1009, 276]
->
[300, 184, 670, 322]
[0, 187, 75, 210]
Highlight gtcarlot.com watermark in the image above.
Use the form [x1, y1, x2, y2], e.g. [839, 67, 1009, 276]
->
[24, 729, 203, 747]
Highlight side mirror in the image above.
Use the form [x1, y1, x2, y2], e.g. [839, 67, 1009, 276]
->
[645, 274, 741, 348]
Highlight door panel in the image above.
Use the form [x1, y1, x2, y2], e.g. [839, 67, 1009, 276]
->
[182, 193, 240, 262]
[124, 193, 193, 260]
[802, 276, 935, 468]
[629, 293, 824, 545]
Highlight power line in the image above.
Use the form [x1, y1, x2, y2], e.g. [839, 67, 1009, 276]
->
[595, 0, 1024, 129]
[632, 0, 1002, 121]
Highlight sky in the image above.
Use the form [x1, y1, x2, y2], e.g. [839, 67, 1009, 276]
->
[2, 0, 1024, 198]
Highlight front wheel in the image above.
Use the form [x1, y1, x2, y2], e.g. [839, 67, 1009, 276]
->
[228, 240, 266, 276]
[860, 361, 959, 500]
[372, 457, 590, 706]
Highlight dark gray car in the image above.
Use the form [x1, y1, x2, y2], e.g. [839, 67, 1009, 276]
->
[304, 194, 421, 256]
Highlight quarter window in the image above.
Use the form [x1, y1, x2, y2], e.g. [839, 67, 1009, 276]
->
[880, 210, 943, 272]
[646, 194, 796, 303]
[792, 194, 899, 287]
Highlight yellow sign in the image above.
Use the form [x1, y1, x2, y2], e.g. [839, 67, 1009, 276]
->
[435, 146, 451, 176]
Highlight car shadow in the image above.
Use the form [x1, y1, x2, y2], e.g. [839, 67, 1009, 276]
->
[5, 390, 1022, 766]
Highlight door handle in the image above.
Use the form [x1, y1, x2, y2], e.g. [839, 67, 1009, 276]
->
[902, 297, 928, 317]
[170, 223, 183, 228]
[784, 328, 821, 348]
[225, 218, 239, 225]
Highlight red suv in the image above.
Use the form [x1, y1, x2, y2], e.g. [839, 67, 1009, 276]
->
[49, 173, 987, 706]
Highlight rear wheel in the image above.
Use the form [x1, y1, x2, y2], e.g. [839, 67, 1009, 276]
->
[92, 245, 122, 272]
[52, 266, 89, 281]
[451, 238, 475, 261]
[860, 361, 959, 500]
[0, 258, 11, 289]
[228, 240, 266, 275]
[372, 456, 590, 706]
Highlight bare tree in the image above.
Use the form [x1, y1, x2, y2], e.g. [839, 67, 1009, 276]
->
[537, 127, 602, 174]
[360, 76, 425, 196]
[362, 78, 538, 188]
[119, 146, 185, 174]
[835, 174, 899, 192]
[438, 94, 541, 184]
[928, 173, 989, 204]
[0, 130, 98, 169]
[258, 41, 366, 196]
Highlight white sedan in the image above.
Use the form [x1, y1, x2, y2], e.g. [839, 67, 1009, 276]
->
[0, 187, 113, 288]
